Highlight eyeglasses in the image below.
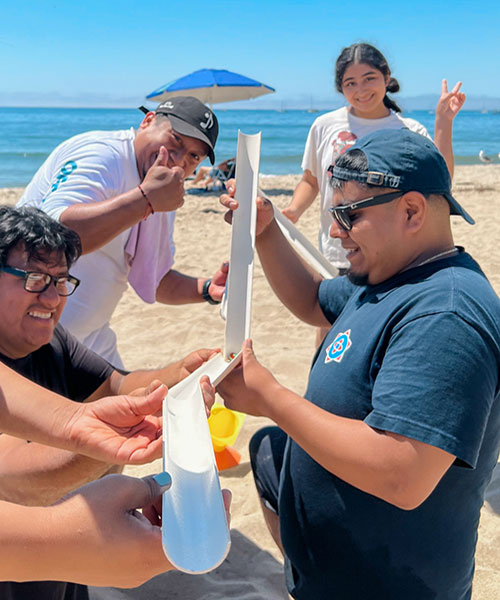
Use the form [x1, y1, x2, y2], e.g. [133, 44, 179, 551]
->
[328, 191, 404, 231]
[0, 265, 80, 296]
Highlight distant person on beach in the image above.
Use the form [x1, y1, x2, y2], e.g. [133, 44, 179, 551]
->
[18, 96, 227, 367]
[191, 156, 236, 190]
[0, 205, 221, 600]
[218, 129, 500, 599]
[282, 43, 465, 272]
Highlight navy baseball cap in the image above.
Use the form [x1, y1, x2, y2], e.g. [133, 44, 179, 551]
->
[139, 96, 218, 164]
[330, 128, 474, 224]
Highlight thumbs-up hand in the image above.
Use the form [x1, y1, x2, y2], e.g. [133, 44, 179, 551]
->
[141, 146, 185, 212]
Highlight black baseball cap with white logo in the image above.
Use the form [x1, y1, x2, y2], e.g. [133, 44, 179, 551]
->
[139, 96, 218, 164]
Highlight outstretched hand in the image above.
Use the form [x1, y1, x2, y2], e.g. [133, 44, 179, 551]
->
[436, 80, 466, 122]
[172, 347, 221, 383]
[142, 146, 185, 212]
[65, 384, 166, 465]
[219, 180, 276, 236]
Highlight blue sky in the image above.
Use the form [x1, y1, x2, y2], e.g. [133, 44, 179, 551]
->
[1, 0, 499, 109]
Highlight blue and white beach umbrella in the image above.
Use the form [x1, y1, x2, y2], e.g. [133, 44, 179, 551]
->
[146, 68, 275, 105]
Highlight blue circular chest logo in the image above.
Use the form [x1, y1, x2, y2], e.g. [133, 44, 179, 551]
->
[325, 329, 352, 364]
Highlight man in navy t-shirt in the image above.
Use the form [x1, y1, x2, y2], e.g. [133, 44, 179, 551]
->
[218, 129, 500, 599]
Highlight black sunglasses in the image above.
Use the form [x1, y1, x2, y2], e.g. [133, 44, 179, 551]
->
[328, 191, 404, 231]
[0, 265, 80, 297]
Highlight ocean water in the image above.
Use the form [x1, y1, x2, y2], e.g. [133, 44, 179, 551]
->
[0, 107, 499, 188]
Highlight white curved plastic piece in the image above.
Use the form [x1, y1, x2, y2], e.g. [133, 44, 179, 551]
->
[161, 355, 238, 574]
[258, 189, 338, 280]
[224, 132, 261, 359]
[161, 131, 260, 574]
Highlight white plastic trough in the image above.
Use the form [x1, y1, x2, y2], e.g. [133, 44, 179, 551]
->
[161, 131, 261, 574]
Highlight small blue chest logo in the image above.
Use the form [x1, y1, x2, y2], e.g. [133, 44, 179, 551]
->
[325, 329, 352, 364]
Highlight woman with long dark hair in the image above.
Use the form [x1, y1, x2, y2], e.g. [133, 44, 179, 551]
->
[283, 42, 464, 271]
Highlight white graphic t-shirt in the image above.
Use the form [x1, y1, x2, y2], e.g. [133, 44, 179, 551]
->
[302, 107, 430, 267]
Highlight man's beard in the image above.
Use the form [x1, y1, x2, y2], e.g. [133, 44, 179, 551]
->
[346, 269, 369, 286]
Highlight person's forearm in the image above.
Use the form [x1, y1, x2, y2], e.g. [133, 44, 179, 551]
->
[1, 361, 165, 466]
[20, 499, 165, 588]
[434, 117, 455, 178]
[0, 436, 114, 506]
[260, 385, 452, 509]
[0, 362, 80, 451]
[256, 219, 328, 326]
[1, 474, 174, 587]
[0, 502, 54, 581]
[1, 503, 91, 582]
[113, 348, 218, 396]
[265, 389, 406, 503]
[118, 364, 182, 393]
[60, 187, 148, 254]
[155, 269, 205, 304]
[287, 176, 319, 216]
[282, 170, 319, 223]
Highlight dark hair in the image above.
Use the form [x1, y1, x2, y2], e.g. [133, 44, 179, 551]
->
[329, 148, 396, 194]
[330, 149, 369, 191]
[335, 43, 401, 113]
[0, 205, 82, 268]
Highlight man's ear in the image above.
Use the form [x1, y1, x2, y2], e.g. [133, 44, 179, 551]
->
[401, 191, 427, 232]
[139, 112, 156, 130]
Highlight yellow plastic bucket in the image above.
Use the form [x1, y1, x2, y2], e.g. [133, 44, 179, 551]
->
[208, 405, 245, 452]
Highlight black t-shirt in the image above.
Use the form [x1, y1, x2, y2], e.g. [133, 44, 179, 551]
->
[0, 324, 114, 401]
[0, 324, 115, 600]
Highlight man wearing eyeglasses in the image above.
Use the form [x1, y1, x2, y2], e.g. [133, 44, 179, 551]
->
[17, 97, 226, 368]
[217, 129, 500, 599]
[0, 205, 218, 600]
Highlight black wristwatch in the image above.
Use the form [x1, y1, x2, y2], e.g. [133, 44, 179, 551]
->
[202, 278, 220, 305]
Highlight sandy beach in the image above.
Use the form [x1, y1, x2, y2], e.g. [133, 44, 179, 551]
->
[3, 165, 500, 598]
